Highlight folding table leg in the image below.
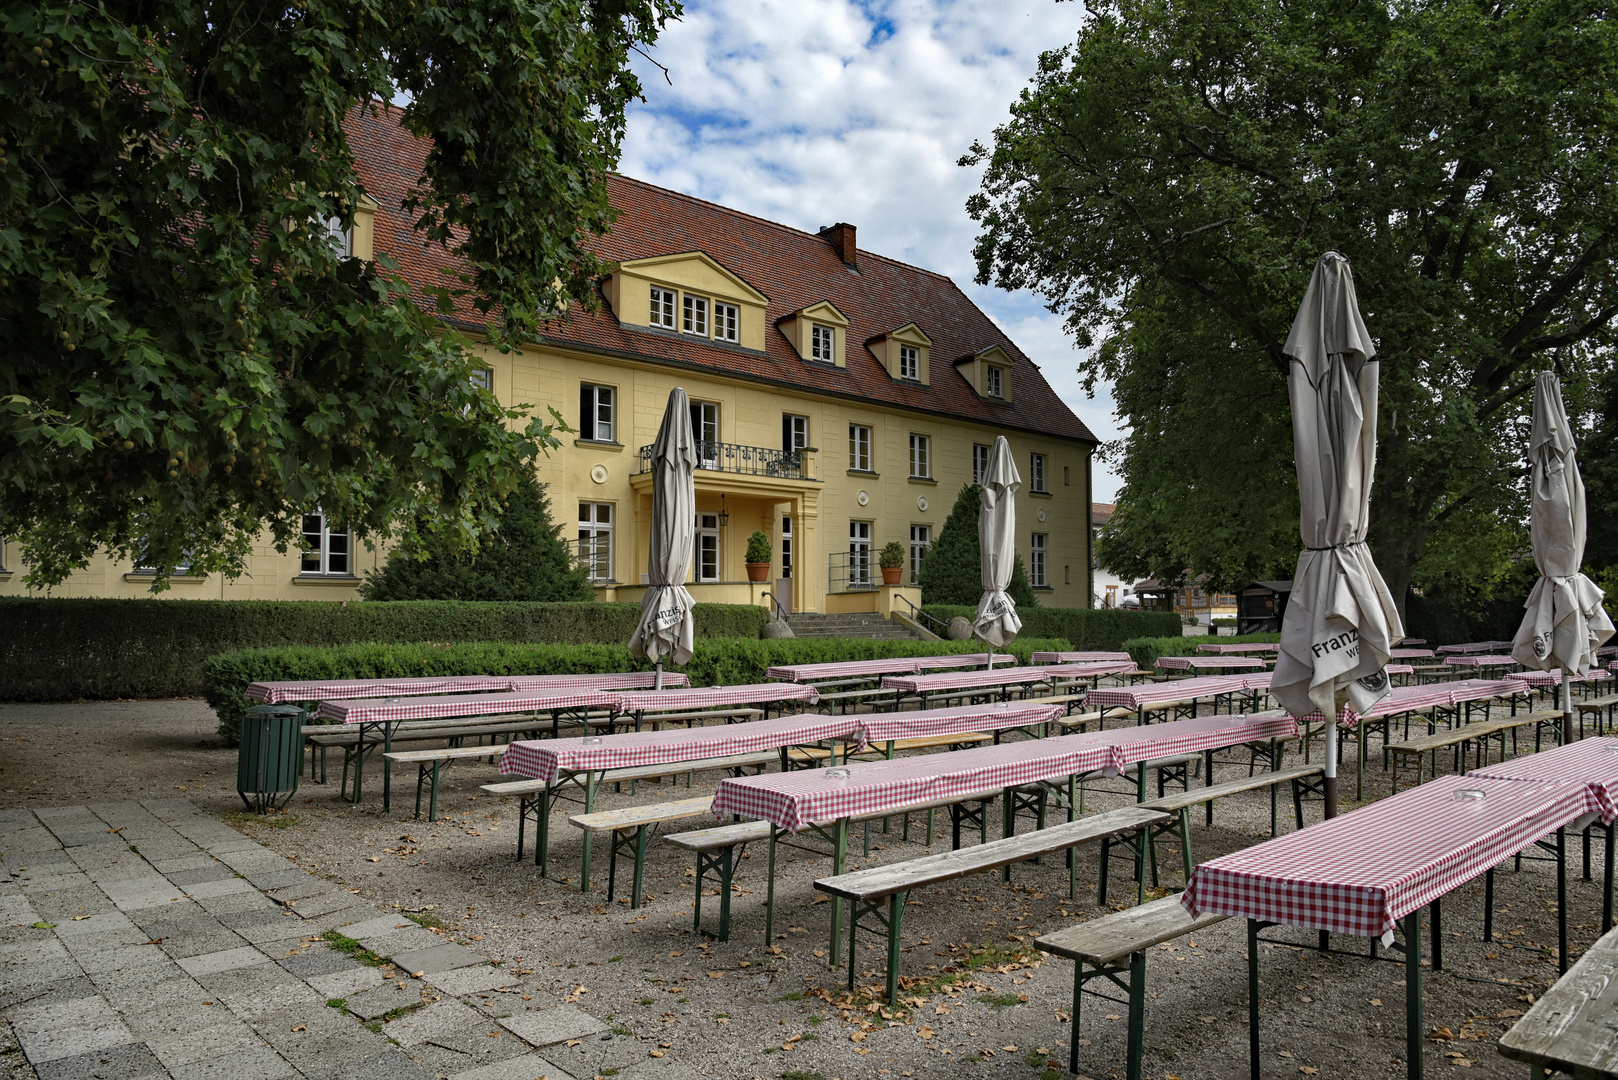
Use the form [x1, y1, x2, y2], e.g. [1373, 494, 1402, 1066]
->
[1247, 919, 1260, 1080]
[1557, 827, 1568, 976]
[427, 760, 443, 822]
[1068, 962, 1085, 1076]
[828, 818, 849, 969]
[580, 772, 599, 892]
[1125, 949, 1146, 1080]
[1177, 808, 1194, 884]
[631, 825, 649, 909]
[534, 788, 551, 873]
[1404, 912, 1423, 1080]
[1605, 823, 1615, 934]
[1484, 867, 1494, 941]
[764, 826, 780, 945]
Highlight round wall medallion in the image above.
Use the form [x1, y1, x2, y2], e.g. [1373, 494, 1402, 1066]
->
[1037, 508, 1047, 522]
[590, 464, 608, 485]
[917, 496, 929, 512]
[857, 490, 870, 507]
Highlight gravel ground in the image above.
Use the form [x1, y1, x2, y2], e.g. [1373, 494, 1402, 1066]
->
[0, 697, 1602, 1080]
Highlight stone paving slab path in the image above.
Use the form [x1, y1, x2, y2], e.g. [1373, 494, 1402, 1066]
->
[0, 802, 627, 1080]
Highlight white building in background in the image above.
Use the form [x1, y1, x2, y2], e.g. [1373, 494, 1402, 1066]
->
[1091, 502, 1138, 608]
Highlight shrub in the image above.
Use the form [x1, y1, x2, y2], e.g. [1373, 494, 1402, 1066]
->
[918, 483, 1036, 607]
[878, 541, 906, 570]
[746, 531, 772, 564]
[358, 477, 593, 602]
[1119, 632, 1281, 670]
[204, 636, 1070, 742]
[920, 605, 1180, 650]
[0, 599, 769, 703]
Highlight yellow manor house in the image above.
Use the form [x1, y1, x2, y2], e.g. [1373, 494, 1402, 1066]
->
[0, 112, 1100, 616]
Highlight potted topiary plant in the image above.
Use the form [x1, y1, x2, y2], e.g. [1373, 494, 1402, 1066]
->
[878, 540, 907, 586]
[746, 530, 772, 582]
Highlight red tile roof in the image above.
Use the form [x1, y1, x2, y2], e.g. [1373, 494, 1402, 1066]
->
[1092, 502, 1115, 525]
[348, 109, 1096, 444]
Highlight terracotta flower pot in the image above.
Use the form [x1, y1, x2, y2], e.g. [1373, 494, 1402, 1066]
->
[881, 566, 903, 586]
[746, 562, 771, 583]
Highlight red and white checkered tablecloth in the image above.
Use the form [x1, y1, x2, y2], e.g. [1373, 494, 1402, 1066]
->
[1238, 672, 1275, 691]
[1085, 676, 1247, 711]
[1290, 684, 1461, 728]
[312, 689, 615, 724]
[1181, 775, 1603, 940]
[1438, 641, 1513, 654]
[1470, 737, 1618, 823]
[1512, 668, 1614, 689]
[1073, 712, 1300, 769]
[916, 653, 1017, 670]
[1041, 662, 1139, 681]
[247, 670, 691, 704]
[1031, 651, 1134, 664]
[1386, 664, 1414, 676]
[711, 733, 1122, 833]
[1195, 643, 1281, 655]
[880, 667, 1055, 696]
[1442, 654, 1518, 669]
[1157, 655, 1266, 671]
[1388, 649, 1436, 660]
[497, 712, 862, 783]
[609, 683, 820, 714]
[765, 658, 921, 683]
[1447, 677, 1532, 703]
[856, 702, 1065, 746]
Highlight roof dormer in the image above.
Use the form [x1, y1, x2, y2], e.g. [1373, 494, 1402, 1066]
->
[605, 251, 769, 351]
[956, 345, 1015, 402]
[779, 300, 850, 368]
[870, 323, 932, 385]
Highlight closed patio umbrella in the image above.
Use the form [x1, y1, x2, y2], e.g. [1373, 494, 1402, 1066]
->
[628, 388, 698, 686]
[1510, 372, 1614, 743]
[972, 435, 1022, 668]
[1272, 252, 1403, 817]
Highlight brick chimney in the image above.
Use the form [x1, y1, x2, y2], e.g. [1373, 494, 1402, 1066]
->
[819, 222, 858, 271]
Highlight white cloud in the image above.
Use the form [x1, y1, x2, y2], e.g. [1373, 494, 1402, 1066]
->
[621, 0, 1124, 501]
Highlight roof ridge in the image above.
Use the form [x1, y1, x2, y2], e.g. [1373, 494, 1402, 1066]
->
[606, 173, 955, 284]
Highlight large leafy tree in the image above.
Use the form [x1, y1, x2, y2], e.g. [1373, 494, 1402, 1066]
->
[0, 0, 679, 587]
[966, 0, 1617, 615]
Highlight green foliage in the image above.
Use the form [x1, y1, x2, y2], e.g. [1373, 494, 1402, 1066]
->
[1119, 633, 1281, 672]
[0, 598, 767, 704]
[746, 531, 772, 564]
[878, 541, 906, 570]
[0, 0, 679, 587]
[965, 0, 1618, 608]
[359, 477, 591, 602]
[204, 635, 1069, 742]
[918, 484, 1036, 607]
[923, 605, 1180, 650]
[1404, 559, 1541, 645]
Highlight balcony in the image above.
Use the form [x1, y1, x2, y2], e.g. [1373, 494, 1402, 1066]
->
[635, 441, 813, 481]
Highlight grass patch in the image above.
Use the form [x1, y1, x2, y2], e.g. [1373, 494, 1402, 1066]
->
[773, 991, 803, 1002]
[608, 955, 623, 962]
[638, 998, 655, 1006]
[611, 1026, 633, 1037]
[221, 810, 299, 830]
[402, 911, 446, 930]
[30, 922, 55, 930]
[326, 999, 347, 1012]
[805, 1014, 823, 1025]
[600, 1070, 621, 1078]
[320, 929, 387, 967]
[978, 993, 1022, 1009]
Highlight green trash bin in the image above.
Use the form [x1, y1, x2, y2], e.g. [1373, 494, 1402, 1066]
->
[238, 704, 305, 813]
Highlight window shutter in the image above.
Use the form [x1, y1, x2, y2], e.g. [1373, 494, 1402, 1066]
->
[580, 385, 594, 441]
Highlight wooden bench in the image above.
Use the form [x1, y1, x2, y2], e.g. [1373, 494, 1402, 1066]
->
[568, 797, 716, 909]
[310, 716, 565, 797]
[1385, 713, 1545, 790]
[629, 707, 764, 730]
[1139, 764, 1325, 886]
[1497, 922, 1618, 1080]
[1575, 694, 1618, 736]
[384, 745, 532, 821]
[479, 750, 778, 886]
[813, 806, 1170, 1001]
[1037, 897, 1230, 1080]
[815, 687, 903, 713]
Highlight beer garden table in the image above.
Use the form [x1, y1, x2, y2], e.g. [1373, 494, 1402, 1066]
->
[1196, 642, 1281, 655]
[1031, 651, 1133, 664]
[607, 683, 820, 729]
[1156, 655, 1267, 673]
[1084, 675, 1249, 725]
[1180, 774, 1609, 1080]
[763, 655, 1013, 683]
[1437, 641, 1513, 654]
[1388, 648, 1437, 660]
[878, 666, 1075, 708]
[246, 670, 690, 704]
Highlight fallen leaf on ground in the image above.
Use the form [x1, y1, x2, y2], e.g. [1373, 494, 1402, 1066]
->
[706, 972, 724, 979]
[565, 1039, 581, 1047]
[1300, 1068, 1319, 1076]
[649, 1050, 664, 1058]
[1430, 1027, 1454, 1041]
[1371, 999, 1382, 1007]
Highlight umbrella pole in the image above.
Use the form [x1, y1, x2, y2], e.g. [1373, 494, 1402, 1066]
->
[655, 661, 664, 692]
[1563, 670, 1574, 745]
[1323, 717, 1339, 819]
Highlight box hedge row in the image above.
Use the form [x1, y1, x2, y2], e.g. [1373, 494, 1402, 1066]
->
[205, 636, 1070, 743]
[919, 605, 1182, 650]
[1119, 632, 1282, 671]
[0, 598, 770, 702]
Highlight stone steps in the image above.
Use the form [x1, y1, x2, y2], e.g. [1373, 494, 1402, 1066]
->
[785, 613, 921, 642]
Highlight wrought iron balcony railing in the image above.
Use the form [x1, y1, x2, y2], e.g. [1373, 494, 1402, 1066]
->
[636, 441, 811, 480]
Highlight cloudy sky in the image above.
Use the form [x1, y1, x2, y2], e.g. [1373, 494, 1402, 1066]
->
[619, 0, 1123, 502]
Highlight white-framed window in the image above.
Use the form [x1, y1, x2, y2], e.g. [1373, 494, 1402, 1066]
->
[690, 400, 719, 468]
[1030, 533, 1047, 588]
[783, 414, 809, 453]
[301, 512, 350, 576]
[909, 524, 930, 584]
[649, 285, 676, 329]
[697, 513, 720, 582]
[899, 345, 919, 381]
[469, 368, 492, 392]
[986, 365, 1003, 398]
[682, 294, 709, 337]
[972, 443, 990, 484]
[579, 384, 615, 442]
[578, 502, 613, 583]
[1030, 452, 1047, 492]
[134, 549, 195, 576]
[319, 216, 351, 257]
[780, 516, 793, 578]
[908, 433, 931, 479]
[713, 302, 739, 343]
[849, 520, 872, 587]
[811, 324, 835, 363]
[849, 424, 872, 472]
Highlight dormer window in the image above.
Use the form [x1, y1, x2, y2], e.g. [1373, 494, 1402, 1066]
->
[812, 325, 835, 363]
[682, 295, 709, 336]
[986, 365, 1003, 398]
[319, 216, 351, 257]
[899, 345, 919, 381]
[650, 286, 676, 329]
[714, 302, 739, 343]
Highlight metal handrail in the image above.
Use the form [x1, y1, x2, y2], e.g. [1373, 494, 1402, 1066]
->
[760, 590, 790, 623]
[635, 441, 811, 480]
[892, 593, 950, 635]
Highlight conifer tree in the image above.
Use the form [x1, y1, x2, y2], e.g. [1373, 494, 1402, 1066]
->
[918, 483, 1036, 608]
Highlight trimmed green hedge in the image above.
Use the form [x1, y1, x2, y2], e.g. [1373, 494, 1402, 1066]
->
[1120, 632, 1282, 671]
[0, 599, 769, 702]
[920, 605, 1181, 650]
[205, 636, 1070, 743]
